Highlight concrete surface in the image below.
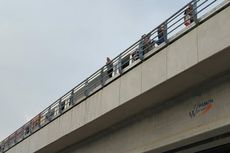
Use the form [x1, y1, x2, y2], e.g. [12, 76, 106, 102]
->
[61, 75, 230, 153]
[141, 49, 167, 93]
[198, 6, 230, 61]
[167, 28, 198, 78]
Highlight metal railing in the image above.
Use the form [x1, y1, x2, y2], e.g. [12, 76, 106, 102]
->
[0, 0, 228, 152]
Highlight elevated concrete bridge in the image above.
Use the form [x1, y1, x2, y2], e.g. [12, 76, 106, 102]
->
[1, 0, 230, 152]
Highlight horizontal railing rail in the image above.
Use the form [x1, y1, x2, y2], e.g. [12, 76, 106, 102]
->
[0, 0, 228, 152]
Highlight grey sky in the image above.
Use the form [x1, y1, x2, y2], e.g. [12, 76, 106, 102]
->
[0, 0, 192, 141]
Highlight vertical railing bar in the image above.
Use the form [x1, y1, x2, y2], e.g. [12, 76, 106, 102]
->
[84, 79, 89, 97]
[193, 0, 199, 23]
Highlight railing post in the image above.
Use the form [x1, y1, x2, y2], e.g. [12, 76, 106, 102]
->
[21, 126, 25, 139]
[163, 22, 168, 43]
[29, 121, 32, 135]
[47, 106, 51, 121]
[24, 124, 30, 137]
[100, 67, 105, 87]
[84, 79, 89, 97]
[193, 0, 198, 24]
[139, 48, 144, 61]
[69, 90, 74, 106]
[59, 98, 64, 114]
[138, 39, 144, 60]
[118, 55, 122, 74]
[37, 114, 41, 129]
[13, 133, 16, 145]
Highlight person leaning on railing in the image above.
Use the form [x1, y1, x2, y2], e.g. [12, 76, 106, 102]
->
[184, 4, 194, 26]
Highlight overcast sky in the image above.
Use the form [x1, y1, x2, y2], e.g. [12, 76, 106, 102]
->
[0, 0, 194, 141]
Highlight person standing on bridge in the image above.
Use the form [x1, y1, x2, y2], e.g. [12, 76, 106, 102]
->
[156, 24, 165, 45]
[184, 4, 194, 26]
[132, 34, 155, 61]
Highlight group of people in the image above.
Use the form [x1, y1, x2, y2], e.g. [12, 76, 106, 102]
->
[132, 24, 166, 61]
[105, 4, 195, 79]
[131, 3, 195, 61]
[105, 23, 167, 78]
